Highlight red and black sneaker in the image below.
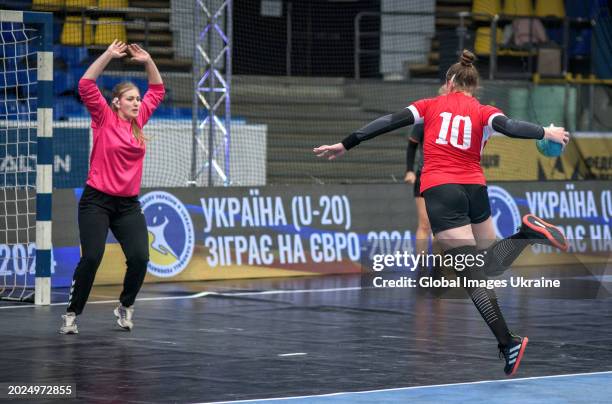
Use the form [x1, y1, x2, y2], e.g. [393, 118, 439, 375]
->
[521, 214, 569, 251]
[499, 335, 529, 377]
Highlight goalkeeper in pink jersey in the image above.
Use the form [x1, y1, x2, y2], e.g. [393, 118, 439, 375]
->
[60, 40, 165, 334]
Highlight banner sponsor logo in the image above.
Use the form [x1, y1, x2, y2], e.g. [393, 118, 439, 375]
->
[140, 191, 195, 277]
[488, 185, 522, 238]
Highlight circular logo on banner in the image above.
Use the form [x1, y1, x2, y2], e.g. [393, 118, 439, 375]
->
[487, 185, 521, 239]
[140, 191, 195, 278]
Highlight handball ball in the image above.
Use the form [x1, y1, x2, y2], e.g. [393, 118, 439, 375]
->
[536, 138, 564, 157]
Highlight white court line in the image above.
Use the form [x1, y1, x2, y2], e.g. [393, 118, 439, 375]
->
[0, 291, 218, 309]
[220, 287, 363, 297]
[0, 286, 363, 310]
[202, 370, 612, 404]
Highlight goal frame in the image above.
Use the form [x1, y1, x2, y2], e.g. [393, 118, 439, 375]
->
[0, 10, 53, 305]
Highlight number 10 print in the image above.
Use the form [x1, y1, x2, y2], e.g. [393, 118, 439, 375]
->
[436, 112, 472, 150]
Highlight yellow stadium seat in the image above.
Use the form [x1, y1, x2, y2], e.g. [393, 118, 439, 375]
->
[535, 0, 565, 18]
[474, 27, 503, 56]
[65, 0, 96, 8]
[503, 0, 533, 16]
[32, 0, 65, 10]
[60, 16, 94, 46]
[472, 0, 501, 20]
[94, 18, 127, 45]
[98, 0, 129, 8]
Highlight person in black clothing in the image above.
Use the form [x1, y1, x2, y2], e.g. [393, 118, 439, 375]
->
[404, 124, 432, 258]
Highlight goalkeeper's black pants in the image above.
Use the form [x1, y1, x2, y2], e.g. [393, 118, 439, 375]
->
[67, 185, 149, 315]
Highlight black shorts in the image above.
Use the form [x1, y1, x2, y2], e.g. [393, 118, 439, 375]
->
[422, 184, 491, 234]
[413, 170, 423, 198]
[79, 185, 141, 217]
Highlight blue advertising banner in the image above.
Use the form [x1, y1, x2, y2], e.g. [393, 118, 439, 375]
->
[0, 127, 89, 188]
[1, 181, 609, 288]
[52, 128, 89, 188]
[36, 181, 611, 288]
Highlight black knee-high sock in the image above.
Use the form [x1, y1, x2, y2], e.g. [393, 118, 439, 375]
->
[447, 246, 512, 346]
[481, 232, 532, 276]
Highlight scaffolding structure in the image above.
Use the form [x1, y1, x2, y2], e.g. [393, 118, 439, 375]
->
[191, 0, 232, 186]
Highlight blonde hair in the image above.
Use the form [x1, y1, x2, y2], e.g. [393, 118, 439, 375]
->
[111, 81, 146, 144]
[445, 49, 479, 94]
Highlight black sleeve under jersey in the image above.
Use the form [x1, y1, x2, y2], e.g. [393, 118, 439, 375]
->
[492, 115, 544, 140]
[409, 123, 425, 144]
[341, 108, 415, 150]
[406, 140, 418, 172]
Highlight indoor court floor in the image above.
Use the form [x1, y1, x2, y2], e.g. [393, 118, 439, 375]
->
[1, 264, 612, 403]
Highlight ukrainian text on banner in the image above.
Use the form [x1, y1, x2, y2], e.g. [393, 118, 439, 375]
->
[33, 181, 609, 287]
[49, 185, 417, 286]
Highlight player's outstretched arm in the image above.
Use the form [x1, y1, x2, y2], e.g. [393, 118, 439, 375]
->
[341, 108, 416, 150]
[82, 39, 127, 80]
[492, 115, 570, 145]
[314, 108, 415, 160]
[128, 44, 163, 85]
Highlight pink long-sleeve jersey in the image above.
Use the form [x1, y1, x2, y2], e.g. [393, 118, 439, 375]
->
[78, 78, 165, 197]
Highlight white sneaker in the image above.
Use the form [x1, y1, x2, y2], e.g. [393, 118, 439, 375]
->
[60, 313, 78, 334]
[114, 305, 134, 331]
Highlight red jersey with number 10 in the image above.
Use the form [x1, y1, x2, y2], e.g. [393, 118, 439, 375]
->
[408, 92, 503, 194]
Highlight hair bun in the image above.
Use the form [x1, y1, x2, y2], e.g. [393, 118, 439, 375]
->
[459, 49, 476, 67]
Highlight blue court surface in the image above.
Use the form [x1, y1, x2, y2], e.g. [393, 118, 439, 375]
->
[212, 371, 612, 404]
[2, 270, 611, 403]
